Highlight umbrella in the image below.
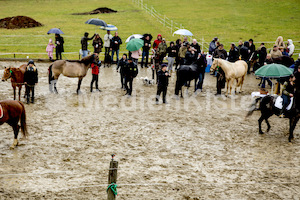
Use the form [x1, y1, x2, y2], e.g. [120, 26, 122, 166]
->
[255, 63, 293, 78]
[99, 24, 117, 31]
[85, 18, 107, 27]
[126, 38, 143, 51]
[142, 33, 153, 41]
[47, 28, 64, 35]
[125, 34, 143, 43]
[173, 29, 193, 36]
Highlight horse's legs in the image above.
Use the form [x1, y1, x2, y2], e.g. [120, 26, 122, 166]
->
[265, 118, 271, 132]
[77, 78, 83, 94]
[9, 121, 20, 149]
[258, 115, 265, 134]
[18, 86, 21, 101]
[235, 79, 238, 93]
[240, 76, 245, 93]
[52, 79, 58, 94]
[229, 79, 234, 96]
[289, 116, 299, 142]
[13, 86, 16, 100]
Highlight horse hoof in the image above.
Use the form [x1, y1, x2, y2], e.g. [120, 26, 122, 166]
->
[10, 145, 15, 150]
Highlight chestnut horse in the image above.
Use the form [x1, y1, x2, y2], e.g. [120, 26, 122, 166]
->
[1, 64, 26, 100]
[48, 54, 99, 94]
[0, 100, 28, 149]
[210, 59, 248, 96]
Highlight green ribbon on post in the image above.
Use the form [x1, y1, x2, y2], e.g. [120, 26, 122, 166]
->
[107, 183, 118, 195]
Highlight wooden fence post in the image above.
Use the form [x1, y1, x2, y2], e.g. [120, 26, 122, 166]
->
[107, 154, 118, 200]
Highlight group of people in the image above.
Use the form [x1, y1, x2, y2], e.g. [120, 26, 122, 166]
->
[46, 34, 64, 61]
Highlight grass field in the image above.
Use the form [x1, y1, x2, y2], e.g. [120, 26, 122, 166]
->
[0, 0, 299, 60]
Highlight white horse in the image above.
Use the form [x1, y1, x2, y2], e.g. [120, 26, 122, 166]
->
[210, 59, 248, 96]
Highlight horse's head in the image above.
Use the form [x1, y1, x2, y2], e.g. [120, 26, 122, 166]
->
[210, 59, 220, 72]
[81, 53, 99, 65]
[2, 67, 12, 82]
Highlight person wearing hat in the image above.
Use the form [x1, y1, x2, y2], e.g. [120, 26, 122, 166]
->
[24, 60, 38, 104]
[81, 32, 96, 58]
[209, 37, 218, 55]
[270, 45, 282, 59]
[178, 42, 189, 65]
[123, 58, 138, 96]
[157, 38, 167, 64]
[156, 64, 170, 104]
[153, 34, 162, 50]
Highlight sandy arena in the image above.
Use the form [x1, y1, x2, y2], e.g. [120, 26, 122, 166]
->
[0, 61, 299, 200]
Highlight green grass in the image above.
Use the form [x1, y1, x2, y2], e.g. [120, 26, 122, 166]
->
[0, 0, 299, 60]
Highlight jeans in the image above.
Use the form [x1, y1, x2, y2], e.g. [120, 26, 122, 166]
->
[261, 78, 273, 88]
[141, 50, 149, 68]
[82, 50, 88, 58]
[282, 94, 291, 110]
[197, 72, 205, 90]
[111, 49, 119, 63]
[25, 85, 35, 103]
[167, 57, 175, 71]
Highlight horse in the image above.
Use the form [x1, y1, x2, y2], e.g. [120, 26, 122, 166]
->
[0, 100, 28, 149]
[246, 93, 299, 143]
[1, 64, 26, 101]
[174, 56, 206, 97]
[210, 59, 248, 96]
[48, 54, 99, 94]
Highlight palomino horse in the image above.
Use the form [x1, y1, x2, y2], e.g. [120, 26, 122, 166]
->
[0, 100, 28, 149]
[210, 59, 248, 96]
[1, 64, 26, 101]
[48, 54, 99, 94]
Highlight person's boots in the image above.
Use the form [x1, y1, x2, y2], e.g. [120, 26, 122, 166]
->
[31, 97, 34, 104]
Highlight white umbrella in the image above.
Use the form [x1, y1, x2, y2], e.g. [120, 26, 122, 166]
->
[99, 24, 118, 31]
[173, 29, 193, 36]
[125, 34, 143, 43]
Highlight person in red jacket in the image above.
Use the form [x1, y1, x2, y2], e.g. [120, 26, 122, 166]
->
[90, 59, 101, 92]
[153, 34, 162, 50]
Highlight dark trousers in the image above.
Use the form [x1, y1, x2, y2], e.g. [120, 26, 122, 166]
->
[216, 78, 225, 94]
[141, 50, 149, 68]
[90, 74, 99, 92]
[156, 85, 167, 103]
[125, 77, 133, 95]
[175, 57, 180, 69]
[105, 47, 110, 56]
[25, 85, 35, 103]
[56, 50, 62, 60]
[197, 72, 205, 90]
[120, 72, 125, 88]
[282, 94, 291, 113]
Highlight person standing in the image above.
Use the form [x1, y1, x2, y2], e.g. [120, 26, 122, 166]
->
[46, 39, 55, 61]
[92, 34, 103, 54]
[228, 43, 239, 62]
[157, 38, 167, 64]
[215, 65, 225, 95]
[55, 34, 64, 60]
[270, 45, 282, 59]
[111, 32, 122, 64]
[156, 64, 170, 104]
[209, 37, 218, 55]
[185, 46, 197, 65]
[175, 39, 182, 69]
[81, 32, 95, 58]
[248, 39, 256, 56]
[196, 53, 207, 92]
[141, 34, 152, 68]
[104, 30, 113, 66]
[178, 42, 188, 65]
[131, 49, 142, 65]
[153, 34, 162, 50]
[90, 59, 101, 92]
[24, 60, 38, 104]
[213, 44, 227, 60]
[166, 41, 177, 71]
[124, 58, 138, 96]
[287, 39, 295, 57]
[117, 54, 128, 89]
[191, 39, 201, 55]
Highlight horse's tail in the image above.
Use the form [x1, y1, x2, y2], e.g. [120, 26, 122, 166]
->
[19, 101, 28, 138]
[48, 64, 53, 84]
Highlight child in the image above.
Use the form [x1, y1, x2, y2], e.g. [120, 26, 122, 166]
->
[156, 64, 170, 104]
[46, 39, 55, 61]
[90, 58, 101, 92]
[24, 60, 38, 104]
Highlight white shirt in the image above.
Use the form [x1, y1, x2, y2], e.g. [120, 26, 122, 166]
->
[104, 34, 113, 48]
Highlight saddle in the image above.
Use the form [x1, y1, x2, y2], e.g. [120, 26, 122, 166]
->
[274, 96, 293, 110]
[0, 104, 3, 119]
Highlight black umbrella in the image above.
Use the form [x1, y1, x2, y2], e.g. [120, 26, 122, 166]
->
[142, 33, 153, 41]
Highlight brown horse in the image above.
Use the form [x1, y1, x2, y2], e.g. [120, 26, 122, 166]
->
[48, 54, 99, 94]
[0, 100, 28, 149]
[1, 64, 26, 100]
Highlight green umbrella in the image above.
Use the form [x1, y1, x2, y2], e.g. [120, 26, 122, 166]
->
[126, 38, 143, 51]
[255, 63, 293, 78]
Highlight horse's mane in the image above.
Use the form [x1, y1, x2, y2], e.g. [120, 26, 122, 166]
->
[66, 54, 96, 65]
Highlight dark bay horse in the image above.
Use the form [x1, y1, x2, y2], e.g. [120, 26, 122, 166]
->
[247, 94, 299, 142]
[48, 54, 99, 94]
[0, 100, 28, 149]
[174, 56, 206, 97]
[1, 64, 26, 100]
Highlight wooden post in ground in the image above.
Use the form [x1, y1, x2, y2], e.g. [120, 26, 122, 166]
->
[107, 154, 118, 200]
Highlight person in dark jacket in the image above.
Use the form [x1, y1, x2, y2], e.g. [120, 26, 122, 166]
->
[249, 39, 256, 56]
[117, 54, 128, 89]
[237, 40, 243, 57]
[90, 59, 101, 92]
[279, 74, 295, 118]
[228, 43, 239, 62]
[213, 44, 227, 60]
[293, 54, 300, 73]
[141, 34, 152, 68]
[92, 34, 103, 54]
[196, 54, 207, 91]
[166, 41, 177, 71]
[81, 32, 95, 58]
[209, 37, 218, 55]
[124, 58, 138, 96]
[156, 64, 170, 104]
[240, 41, 250, 61]
[184, 46, 197, 65]
[111, 32, 122, 64]
[24, 60, 38, 104]
[191, 39, 201, 55]
[175, 39, 182, 69]
[55, 34, 64, 60]
[216, 66, 226, 95]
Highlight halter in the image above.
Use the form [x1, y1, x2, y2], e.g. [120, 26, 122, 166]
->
[3, 69, 13, 80]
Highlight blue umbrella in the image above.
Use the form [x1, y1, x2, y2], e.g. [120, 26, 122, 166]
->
[99, 24, 117, 31]
[47, 28, 64, 34]
[85, 18, 107, 27]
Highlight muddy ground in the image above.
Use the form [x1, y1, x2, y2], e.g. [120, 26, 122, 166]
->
[0, 61, 299, 200]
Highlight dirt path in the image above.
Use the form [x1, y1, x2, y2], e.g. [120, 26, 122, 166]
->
[0, 61, 299, 199]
